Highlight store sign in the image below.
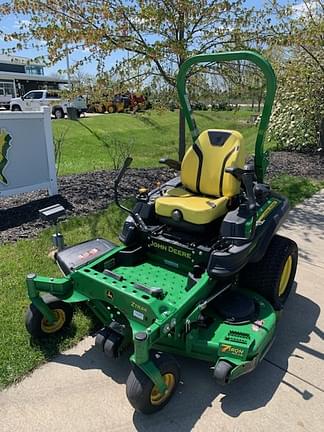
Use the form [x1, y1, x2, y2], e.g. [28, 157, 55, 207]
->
[0, 107, 58, 197]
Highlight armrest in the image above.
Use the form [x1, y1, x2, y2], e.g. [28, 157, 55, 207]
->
[225, 164, 256, 212]
[159, 158, 181, 170]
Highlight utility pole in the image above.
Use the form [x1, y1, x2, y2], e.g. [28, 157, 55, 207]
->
[65, 44, 72, 90]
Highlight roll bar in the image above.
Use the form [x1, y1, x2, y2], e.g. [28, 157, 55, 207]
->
[176, 51, 277, 182]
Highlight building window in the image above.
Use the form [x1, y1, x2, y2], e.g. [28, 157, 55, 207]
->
[25, 65, 44, 75]
[0, 81, 15, 96]
[0, 63, 25, 73]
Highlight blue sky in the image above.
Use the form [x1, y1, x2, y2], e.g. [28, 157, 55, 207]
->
[0, 0, 291, 78]
[0, 12, 122, 77]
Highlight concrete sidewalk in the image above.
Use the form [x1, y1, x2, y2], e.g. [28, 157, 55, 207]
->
[1, 192, 323, 432]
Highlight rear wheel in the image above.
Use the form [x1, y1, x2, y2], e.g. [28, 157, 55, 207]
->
[11, 105, 21, 111]
[126, 352, 180, 414]
[25, 295, 73, 338]
[53, 108, 64, 119]
[240, 235, 298, 309]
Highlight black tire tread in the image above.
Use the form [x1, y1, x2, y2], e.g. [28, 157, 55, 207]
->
[214, 360, 233, 385]
[53, 108, 64, 119]
[240, 234, 298, 309]
[126, 352, 180, 414]
[103, 331, 123, 358]
[95, 328, 110, 352]
[25, 296, 73, 338]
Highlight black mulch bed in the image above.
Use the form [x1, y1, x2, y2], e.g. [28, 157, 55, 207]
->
[1, 151, 323, 244]
[268, 151, 323, 180]
[0, 168, 174, 244]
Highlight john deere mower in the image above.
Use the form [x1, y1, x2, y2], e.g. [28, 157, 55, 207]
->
[25, 51, 298, 414]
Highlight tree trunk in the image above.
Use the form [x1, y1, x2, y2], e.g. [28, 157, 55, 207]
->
[178, 11, 186, 162]
[319, 117, 324, 148]
[178, 108, 186, 161]
[258, 92, 262, 112]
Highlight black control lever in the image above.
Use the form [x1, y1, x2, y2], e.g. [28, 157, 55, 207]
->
[114, 157, 133, 212]
[114, 157, 149, 232]
[114, 157, 133, 190]
[159, 158, 181, 170]
[225, 165, 256, 213]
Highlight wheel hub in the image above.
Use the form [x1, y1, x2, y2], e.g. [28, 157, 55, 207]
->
[150, 373, 175, 406]
[278, 256, 292, 296]
[41, 309, 65, 333]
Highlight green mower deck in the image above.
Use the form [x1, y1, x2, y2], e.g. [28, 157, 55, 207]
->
[27, 244, 278, 391]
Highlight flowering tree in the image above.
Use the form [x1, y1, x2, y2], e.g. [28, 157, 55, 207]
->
[268, 0, 324, 151]
[0, 0, 270, 159]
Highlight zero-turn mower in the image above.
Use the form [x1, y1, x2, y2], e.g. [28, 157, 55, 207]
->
[25, 51, 298, 414]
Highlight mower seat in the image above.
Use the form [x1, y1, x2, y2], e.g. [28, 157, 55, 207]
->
[155, 129, 246, 225]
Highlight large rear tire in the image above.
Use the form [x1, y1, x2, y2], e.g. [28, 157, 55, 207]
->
[240, 235, 298, 309]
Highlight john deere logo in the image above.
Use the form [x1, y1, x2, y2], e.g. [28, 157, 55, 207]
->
[107, 290, 114, 300]
[148, 240, 192, 260]
[0, 128, 12, 185]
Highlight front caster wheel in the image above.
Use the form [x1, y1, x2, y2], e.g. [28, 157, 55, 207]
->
[126, 352, 180, 414]
[213, 360, 233, 385]
[95, 327, 110, 351]
[103, 331, 123, 358]
[95, 326, 124, 358]
[25, 295, 73, 338]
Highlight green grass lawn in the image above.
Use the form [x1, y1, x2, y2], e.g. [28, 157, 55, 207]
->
[53, 110, 258, 176]
[271, 175, 324, 207]
[0, 205, 125, 389]
[0, 175, 323, 389]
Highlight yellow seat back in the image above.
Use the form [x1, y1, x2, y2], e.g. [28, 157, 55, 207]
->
[180, 129, 246, 197]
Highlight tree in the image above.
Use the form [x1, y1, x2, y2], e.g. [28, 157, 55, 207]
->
[268, 48, 324, 151]
[0, 0, 270, 159]
[267, 0, 324, 151]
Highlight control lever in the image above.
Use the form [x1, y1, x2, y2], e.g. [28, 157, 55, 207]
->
[114, 157, 133, 191]
[159, 158, 181, 170]
[225, 165, 256, 213]
[114, 157, 133, 213]
[114, 157, 149, 232]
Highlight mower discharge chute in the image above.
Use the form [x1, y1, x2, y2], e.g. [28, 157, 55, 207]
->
[25, 51, 298, 414]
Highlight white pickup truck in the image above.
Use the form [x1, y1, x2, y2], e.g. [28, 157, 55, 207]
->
[10, 89, 87, 118]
